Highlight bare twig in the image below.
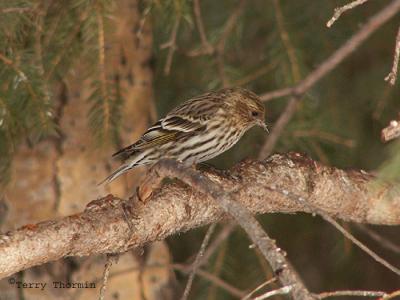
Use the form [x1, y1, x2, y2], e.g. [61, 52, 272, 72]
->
[215, 0, 246, 87]
[99, 254, 119, 300]
[198, 222, 236, 268]
[258, 97, 298, 159]
[265, 185, 400, 276]
[354, 224, 400, 254]
[181, 223, 217, 300]
[241, 277, 277, 300]
[173, 263, 245, 298]
[292, 130, 356, 148]
[322, 214, 400, 276]
[150, 159, 314, 300]
[0, 7, 32, 13]
[327, 0, 369, 28]
[259, 0, 400, 159]
[381, 117, 400, 142]
[317, 290, 387, 299]
[380, 290, 400, 300]
[385, 26, 400, 85]
[273, 0, 301, 82]
[93, 262, 246, 298]
[233, 61, 279, 86]
[260, 0, 400, 102]
[193, 0, 213, 54]
[161, 16, 181, 75]
[258, 0, 302, 158]
[254, 285, 294, 300]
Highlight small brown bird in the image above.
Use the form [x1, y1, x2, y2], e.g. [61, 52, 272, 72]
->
[103, 87, 267, 183]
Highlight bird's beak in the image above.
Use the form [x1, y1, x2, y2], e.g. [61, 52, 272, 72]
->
[256, 119, 269, 133]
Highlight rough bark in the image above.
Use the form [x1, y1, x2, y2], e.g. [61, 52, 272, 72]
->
[1, 152, 399, 279]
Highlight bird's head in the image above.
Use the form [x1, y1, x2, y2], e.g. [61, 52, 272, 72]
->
[222, 87, 268, 132]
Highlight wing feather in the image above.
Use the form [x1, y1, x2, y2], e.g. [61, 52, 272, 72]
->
[112, 90, 224, 160]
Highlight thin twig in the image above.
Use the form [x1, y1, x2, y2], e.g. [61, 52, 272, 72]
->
[317, 290, 387, 299]
[273, 0, 301, 82]
[258, 0, 302, 158]
[258, 97, 299, 159]
[292, 130, 356, 148]
[254, 285, 294, 300]
[354, 224, 400, 253]
[380, 290, 400, 300]
[326, 0, 369, 28]
[259, 0, 400, 159]
[161, 16, 181, 75]
[198, 222, 236, 268]
[241, 277, 277, 300]
[215, 0, 246, 87]
[233, 61, 279, 86]
[322, 214, 400, 276]
[181, 223, 217, 300]
[206, 240, 227, 299]
[265, 185, 400, 277]
[385, 26, 400, 85]
[99, 254, 119, 300]
[0, 7, 32, 13]
[173, 263, 245, 298]
[193, 0, 213, 54]
[260, 0, 400, 103]
[150, 159, 314, 300]
[381, 117, 400, 142]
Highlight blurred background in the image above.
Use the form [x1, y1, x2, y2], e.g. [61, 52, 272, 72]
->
[0, 0, 399, 299]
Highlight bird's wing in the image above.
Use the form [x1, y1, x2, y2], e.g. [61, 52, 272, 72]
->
[112, 116, 205, 159]
[112, 91, 223, 159]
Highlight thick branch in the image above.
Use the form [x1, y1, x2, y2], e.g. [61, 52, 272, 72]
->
[1, 153, 400, 280]
[150, 159, 313, 299]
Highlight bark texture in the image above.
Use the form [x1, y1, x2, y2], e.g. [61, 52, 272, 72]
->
[1, 152, 399, 279]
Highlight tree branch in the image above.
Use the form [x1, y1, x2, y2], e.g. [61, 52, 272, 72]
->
[326, 0, 369, 28]
[1, 153, 400, 281]
[260, 0, 400, 103]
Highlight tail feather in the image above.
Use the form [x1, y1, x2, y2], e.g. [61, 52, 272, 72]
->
[98, 163, 134, 185]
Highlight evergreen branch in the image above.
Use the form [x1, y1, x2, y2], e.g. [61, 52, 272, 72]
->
[45, 10, 88, 81]
[96, 5, 111, 140]
[0, 52, 51, 133]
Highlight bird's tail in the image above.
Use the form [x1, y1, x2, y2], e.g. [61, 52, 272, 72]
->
[98, 162, 135, 186]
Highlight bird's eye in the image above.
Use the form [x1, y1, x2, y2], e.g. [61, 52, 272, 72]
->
[251, 111, 259, 117]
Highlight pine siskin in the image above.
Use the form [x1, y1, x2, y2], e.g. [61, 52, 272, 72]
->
[103, 87, 268, 183]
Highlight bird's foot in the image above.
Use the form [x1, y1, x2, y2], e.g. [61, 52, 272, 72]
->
[136, 168, 163, 202]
